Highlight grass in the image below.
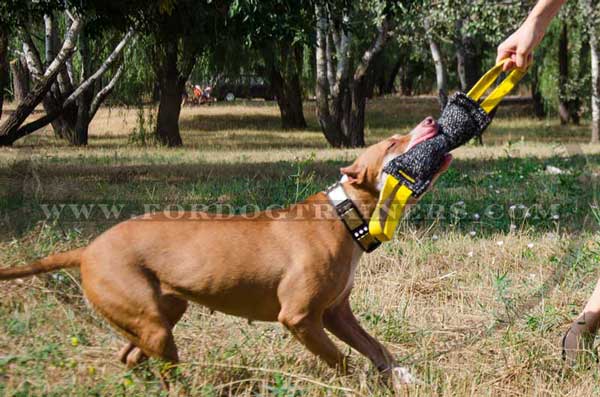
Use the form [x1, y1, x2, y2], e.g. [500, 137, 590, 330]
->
[1, 96, 600, 396]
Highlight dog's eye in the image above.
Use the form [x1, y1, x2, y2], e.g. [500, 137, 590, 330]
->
[387, 141, 397, 151]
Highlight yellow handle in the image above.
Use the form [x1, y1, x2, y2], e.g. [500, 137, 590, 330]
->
[368, 175, 413, 242]
[466, 59, 527, 114]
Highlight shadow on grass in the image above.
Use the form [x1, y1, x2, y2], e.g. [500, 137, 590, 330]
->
[180, 113, 286, 132]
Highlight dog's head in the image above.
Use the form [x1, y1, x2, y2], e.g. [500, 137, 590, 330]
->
[340, 117, 453, 201]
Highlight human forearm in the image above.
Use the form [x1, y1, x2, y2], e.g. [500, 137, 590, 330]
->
[526, 0, 566, 32]
[497, 0, 566, 70]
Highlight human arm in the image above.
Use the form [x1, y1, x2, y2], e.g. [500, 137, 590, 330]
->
[496, 0, 566, 71]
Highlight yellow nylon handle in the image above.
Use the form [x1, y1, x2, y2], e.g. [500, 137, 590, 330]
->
[466, 59, 527, 114]
[368, 175, 413, 242]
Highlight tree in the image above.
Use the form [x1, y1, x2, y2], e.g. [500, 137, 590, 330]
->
[424, 17, 447, 107]
[530, 54, 547, 118]
[0, 25, 8, 120]
[230, 0, 310, 129]
[21, 12, 132, 145]
[557, 18, 571, 124]
[0, 11, 131, 147]
[0, 0, 137, 146]
[583, 0, 600, 142]
[0, 16, 82, 146]
[133, 0, 227, 147]
[315, 1, 398, 148]
[10, 57, 29, 103]
[0, 0, 61, 120]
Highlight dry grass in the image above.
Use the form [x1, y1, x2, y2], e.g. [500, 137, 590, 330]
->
[1, 97, 600, 396]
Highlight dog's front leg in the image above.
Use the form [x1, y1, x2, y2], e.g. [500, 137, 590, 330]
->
[323, 298, 414, 384]
[278, 310, 347, 371]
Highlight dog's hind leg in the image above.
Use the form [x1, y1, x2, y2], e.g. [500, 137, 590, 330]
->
[82, 261, 181, 367]
[122, 294, 189, 367]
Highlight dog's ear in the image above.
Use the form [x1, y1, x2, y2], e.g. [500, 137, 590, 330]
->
[340, 163, 367, 185]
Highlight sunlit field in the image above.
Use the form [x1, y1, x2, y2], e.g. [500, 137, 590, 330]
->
[1, 96, 600, 396]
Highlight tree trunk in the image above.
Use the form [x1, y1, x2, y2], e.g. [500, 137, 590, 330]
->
[152, 79, 160, 103]
[314, 4, 390, 148]
[0, 26, 8, 120]
[455, 19, 481, 92]
[0, 21, 131, 146]
[590, 16, 600, 143]
[398, 63, 414, 96]
[61, 26, 92, 146]
[0, 17, 81, 146]
[455, 19, 467, 91]
[463, 37, 481, 90]
[156, 41, 184, 147]
[569, 40, 589, 125]
[344, 76, 368, 147]
[72, 91, 91, 146]
[283, 47, 307, 129]
[10, 57, 30, 103]
[39, 23, 89, 145]
[315, 4, 345, 147]
[383, 57, 402, 95]
[0, 72, 61, 145]
[265, 43, 306, 129]
[0, 18, 82, 145]
[367, 51, 384, 97]
[558, 21, 570, 125]
[425, 18, 447, 108]
[531, 60, 546, 118]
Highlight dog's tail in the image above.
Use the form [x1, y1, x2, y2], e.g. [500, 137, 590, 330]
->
[0, 248, 84, 280]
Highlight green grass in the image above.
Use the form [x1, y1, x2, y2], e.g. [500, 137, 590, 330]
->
[1, 96, 600, 396]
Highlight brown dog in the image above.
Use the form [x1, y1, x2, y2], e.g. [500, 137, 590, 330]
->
[0, 117, 451, 384]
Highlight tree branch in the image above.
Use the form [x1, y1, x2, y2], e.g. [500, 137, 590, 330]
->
[353, 14, 390, 81]
[62, 29, 133, 109]
[331, 19, 350, 97]
[4, 30, 132, 144]
[44, 14, 56, 68]
[44, 17, 82, 78]
[88, 63, 124, 120]
[0, 17, 82, 145]
[326, 31, 336, 89]
[21, 30, 44, 80]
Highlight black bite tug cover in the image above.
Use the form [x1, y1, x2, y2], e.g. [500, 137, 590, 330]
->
[383, 92, 492, 196]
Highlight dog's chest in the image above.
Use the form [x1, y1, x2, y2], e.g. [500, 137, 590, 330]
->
[333, 247, 363, 305]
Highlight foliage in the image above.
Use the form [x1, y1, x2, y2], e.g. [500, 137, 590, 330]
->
[128, 106, 157, 146]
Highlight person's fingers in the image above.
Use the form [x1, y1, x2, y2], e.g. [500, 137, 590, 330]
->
[496, 44, 512, 63]
[496, 51, 506, 65]
[502, 59, 515, 72]
[515, 50, 528, 69]
[500, 53, 517, 71]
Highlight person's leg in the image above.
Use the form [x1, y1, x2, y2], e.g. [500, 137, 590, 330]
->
[562, 277, 600, 364]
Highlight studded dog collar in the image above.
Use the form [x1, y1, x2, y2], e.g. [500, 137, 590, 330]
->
[326, 182, 381, 253]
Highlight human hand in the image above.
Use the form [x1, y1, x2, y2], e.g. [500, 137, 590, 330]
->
[496, 20, 545, 71]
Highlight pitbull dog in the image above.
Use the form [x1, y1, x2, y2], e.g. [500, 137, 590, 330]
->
[0, 118, 452, 384]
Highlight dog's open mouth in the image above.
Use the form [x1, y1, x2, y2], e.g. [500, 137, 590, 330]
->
[404, 116, 453, 173]
[406, 117, 438, 151]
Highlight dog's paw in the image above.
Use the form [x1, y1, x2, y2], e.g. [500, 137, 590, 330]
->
[391, 366, 417, 386]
